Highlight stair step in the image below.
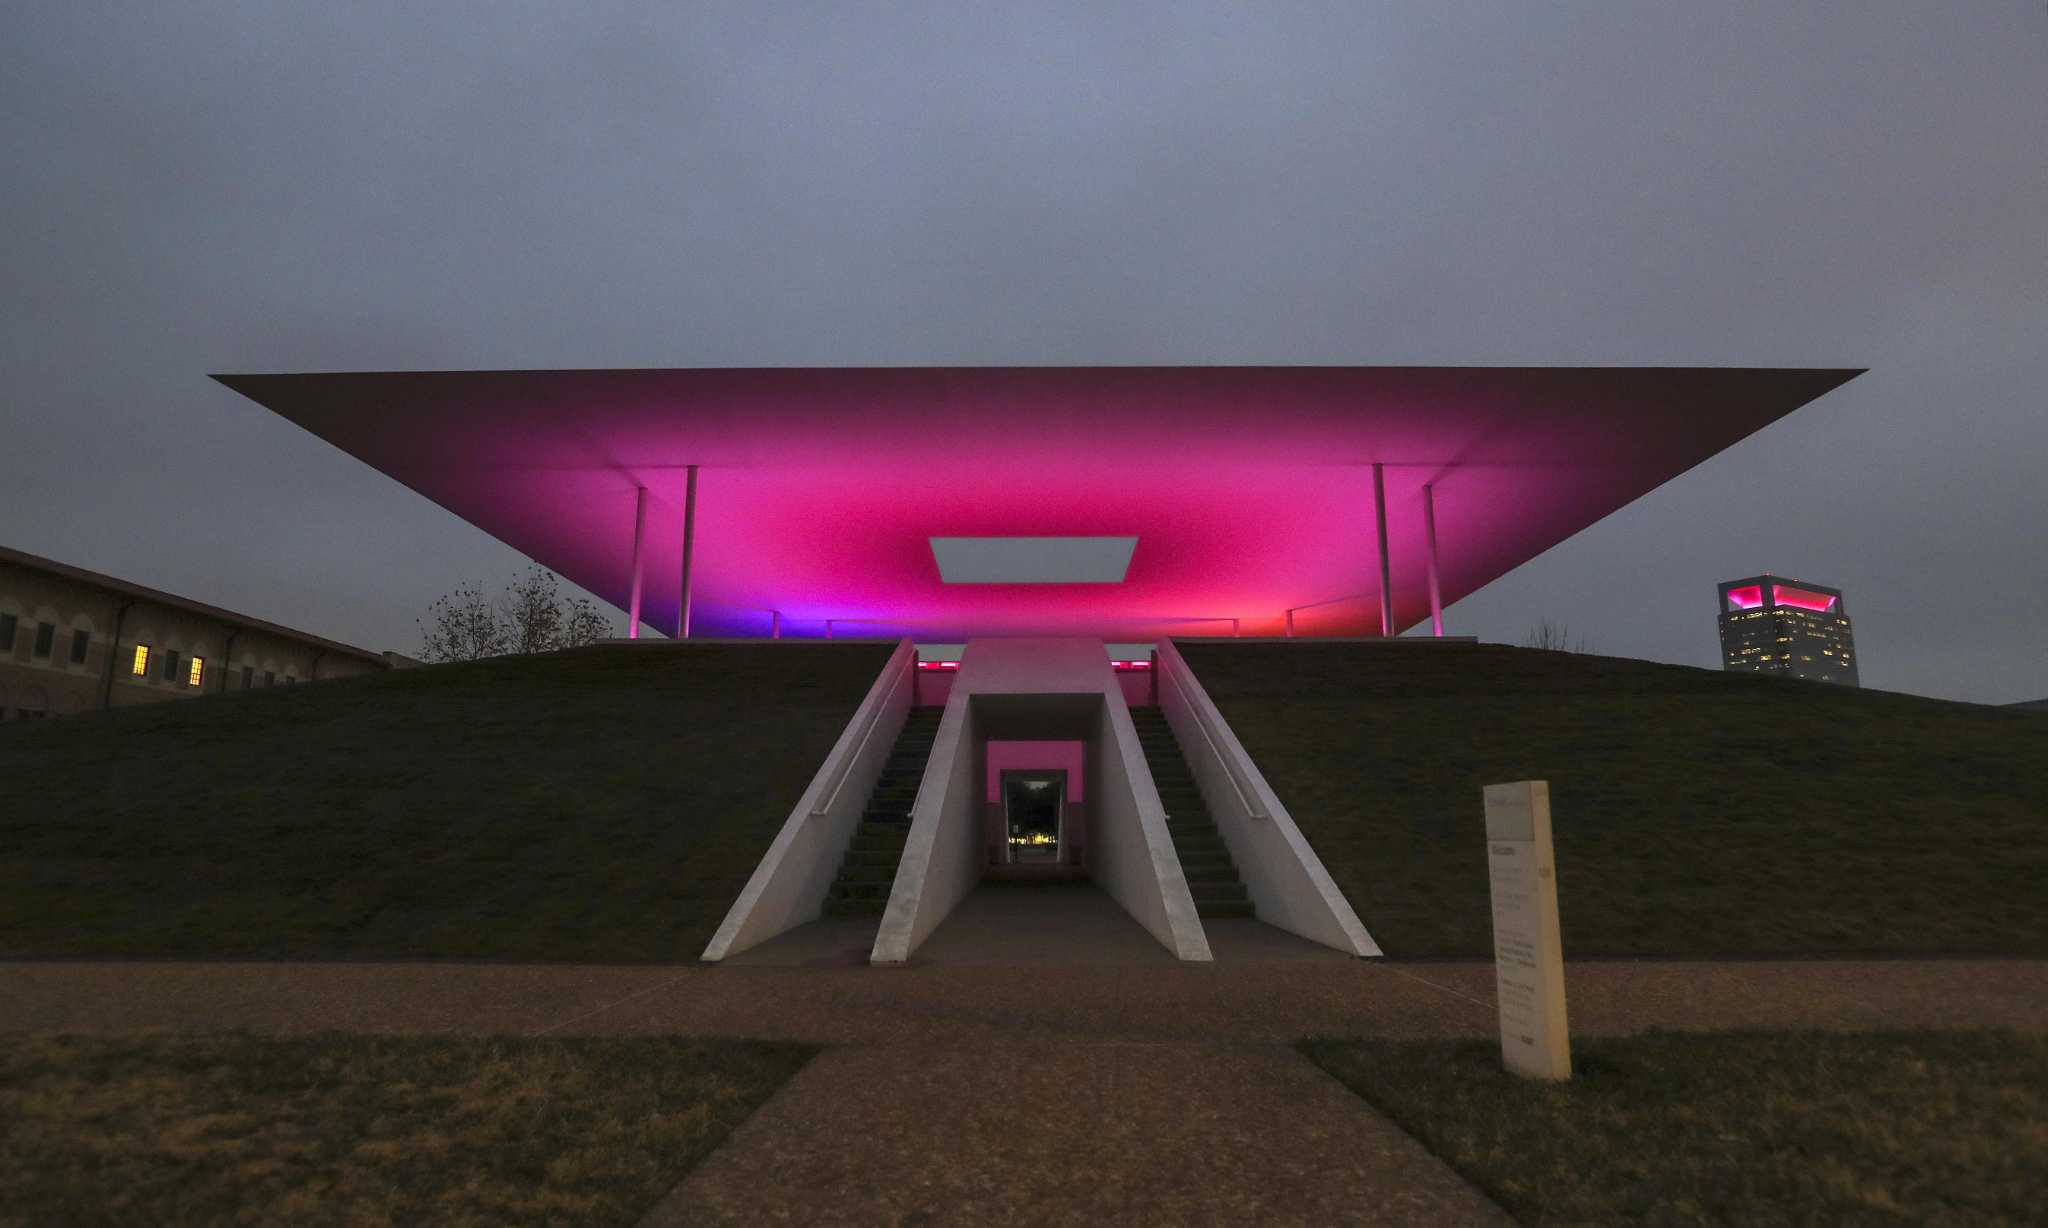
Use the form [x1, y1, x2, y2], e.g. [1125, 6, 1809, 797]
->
[833, 864, 895, 882]
[1188, 880, 1248, 902]
[823, 712, 946, 917]
[823, 897, 887, 917]
[1196, 899, 1256, 918]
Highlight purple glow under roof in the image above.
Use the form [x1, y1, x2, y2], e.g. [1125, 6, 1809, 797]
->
[215, 367, 1860, 640]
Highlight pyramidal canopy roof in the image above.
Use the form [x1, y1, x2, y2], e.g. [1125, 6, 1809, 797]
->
[216, 366, 1860, 641]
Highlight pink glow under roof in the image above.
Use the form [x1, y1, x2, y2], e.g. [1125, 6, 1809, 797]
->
[214, 367, 1860, 640]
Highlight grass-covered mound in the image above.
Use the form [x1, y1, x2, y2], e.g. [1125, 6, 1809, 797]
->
[0, 642, 894, 960]
[0, 1031, 816, 1226]
[1179, 641, 2048, 958]
[1300, 1030, 2047, 1227]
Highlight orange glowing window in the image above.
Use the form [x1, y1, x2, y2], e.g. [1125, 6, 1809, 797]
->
[188, 656, 205, 687]
[131, 644, 151, 676]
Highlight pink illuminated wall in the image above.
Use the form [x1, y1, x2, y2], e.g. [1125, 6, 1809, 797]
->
[985, 740, 1085, 802]
[216, 367, 1861, 640]
[1771, 584, 1839, 612]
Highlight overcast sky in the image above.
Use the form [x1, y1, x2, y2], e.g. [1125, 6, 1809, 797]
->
[3, 3, 2042, 703]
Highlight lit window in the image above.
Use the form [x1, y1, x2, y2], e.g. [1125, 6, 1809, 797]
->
[131, 644, 151, 675]
[188, 657, 205, 687]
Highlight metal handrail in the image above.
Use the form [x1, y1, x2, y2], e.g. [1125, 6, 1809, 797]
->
[810, 643, 915, 819]
[1285, 592, 1374, 615]
[1157, 653, 1269, 820]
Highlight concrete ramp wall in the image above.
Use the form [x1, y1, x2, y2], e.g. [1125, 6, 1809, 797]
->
[1156, 638, 1380, 957]
[1091, 683, 1213, 961]
[701, 638, 918, 961]
[871, 689, 980, 963]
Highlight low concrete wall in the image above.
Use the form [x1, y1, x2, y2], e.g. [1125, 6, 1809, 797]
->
[1092, 687, 1213, 961]
[700, 638, 918, 960]
[871, 687, 980, 963]
[1156, 638, 1380, 957]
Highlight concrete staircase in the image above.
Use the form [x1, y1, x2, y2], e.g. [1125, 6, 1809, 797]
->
[1128, 708, 1254, 918]
[823, 706, 945, 917]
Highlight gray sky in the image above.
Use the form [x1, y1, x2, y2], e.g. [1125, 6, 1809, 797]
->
[3, 3, 2043, 703]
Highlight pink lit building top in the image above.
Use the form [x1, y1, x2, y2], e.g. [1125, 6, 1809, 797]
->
[1717, 574, 1858, 686]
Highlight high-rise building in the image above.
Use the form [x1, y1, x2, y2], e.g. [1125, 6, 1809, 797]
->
[1717, 574, 1858, 685]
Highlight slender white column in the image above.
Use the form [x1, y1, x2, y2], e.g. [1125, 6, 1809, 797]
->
[678, 465, 699, 639]
[1372, 463, 1393, 637]
[627, 485, 648, 639]
[1423, 482, 1444, 638]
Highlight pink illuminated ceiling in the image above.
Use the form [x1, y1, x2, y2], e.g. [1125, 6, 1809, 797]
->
[214, 367, 1860, 641]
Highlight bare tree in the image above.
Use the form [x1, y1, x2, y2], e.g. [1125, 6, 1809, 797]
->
[418, 567, 615, 662]
[418, 582, 508, 663]
[1522, 618, 1590, 654]
[496, 567, 566, 656]
[560, 597, 612, 649]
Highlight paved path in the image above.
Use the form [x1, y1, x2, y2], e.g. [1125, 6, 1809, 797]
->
[5, 889, 2043, 1225]
[7, 951, 2041, 1044]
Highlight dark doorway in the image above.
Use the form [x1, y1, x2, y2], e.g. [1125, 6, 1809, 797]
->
[1001, 769, 1066, 864]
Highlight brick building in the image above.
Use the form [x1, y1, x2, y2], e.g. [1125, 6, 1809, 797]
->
[0, 544, 399, 720]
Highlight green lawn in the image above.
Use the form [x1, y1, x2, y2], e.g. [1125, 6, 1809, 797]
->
[1181, 641, 2048, 958]
[1300, 1029, 2047, 1227]
[0, 1030, 815, 1227]
[0, 643, 893, 961]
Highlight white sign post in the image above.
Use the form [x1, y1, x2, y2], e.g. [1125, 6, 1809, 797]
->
[1483, 780, 1571, 1080]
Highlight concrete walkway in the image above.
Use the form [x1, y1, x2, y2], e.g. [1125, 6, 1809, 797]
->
[5, 891, 2043, 1225]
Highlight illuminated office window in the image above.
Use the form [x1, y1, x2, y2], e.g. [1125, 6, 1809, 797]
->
[188, 657, 205, 687]
[131, 644, 151, 676]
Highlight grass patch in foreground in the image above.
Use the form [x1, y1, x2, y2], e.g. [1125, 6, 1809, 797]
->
[0, 1031, 816, 1227]
[1299, 1029, 2047, 1226]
